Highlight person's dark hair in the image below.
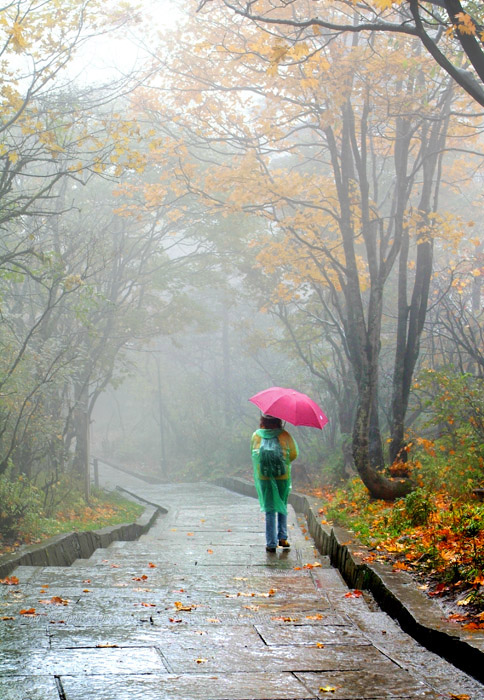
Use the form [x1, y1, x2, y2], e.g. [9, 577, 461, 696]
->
[260, 414, 283, 430]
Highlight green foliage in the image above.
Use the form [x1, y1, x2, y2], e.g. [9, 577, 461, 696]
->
[0, 467, 42, 542]
[416, 368, 484, 457]
[400, 488, 435, 527]
[0, 470, 143, 549]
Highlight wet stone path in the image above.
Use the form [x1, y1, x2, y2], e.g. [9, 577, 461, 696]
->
[1, 466, 483, 699]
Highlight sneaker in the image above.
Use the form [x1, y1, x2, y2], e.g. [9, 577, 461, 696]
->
[266, 546, 276, 553]
[278, 539, 290, 548]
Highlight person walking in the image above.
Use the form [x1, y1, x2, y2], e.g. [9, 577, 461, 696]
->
[251, 414, 298, 553]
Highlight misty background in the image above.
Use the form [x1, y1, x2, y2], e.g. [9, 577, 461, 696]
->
[0, 0, 482, 506]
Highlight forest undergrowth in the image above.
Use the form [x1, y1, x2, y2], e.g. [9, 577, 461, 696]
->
[311, 435, 484, 632]
[0, 472, 143, 559]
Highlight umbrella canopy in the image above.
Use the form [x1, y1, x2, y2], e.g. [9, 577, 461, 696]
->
[249, 386, 328, 430]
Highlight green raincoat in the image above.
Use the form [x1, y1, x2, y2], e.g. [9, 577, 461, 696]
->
[251, 428, 299, 515]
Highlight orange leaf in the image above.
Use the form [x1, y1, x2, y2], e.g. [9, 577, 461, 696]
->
[1, 616, 15, 620]
[344, 589, 363, 598]
[0, 576, 19, 586]
[148, 562, 156, 568]
[19, 608, 37, 616]
[96, 643, 119, 648]
[392, 561, 411, 571]
[39, 596, 69, 606]
[132, 575, 148, 581]
[207, 549, 214, 554]
[140, 602, 156, 607]
[463, 622, 484, 631]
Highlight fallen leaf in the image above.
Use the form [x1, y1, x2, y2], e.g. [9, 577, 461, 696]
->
[1, 616, 15, 620]
[196, 658, 207, 664]
[169, 617, 183, 623]
[463, 621, 484, 630]
[39, 596, 69, 606]
[306, 614, 324, 620]
[319, 686, 338, 693]
[19, 608, 37, 616]
[448, 613, 469, 622]
[315, 642, 325, 648]
[207, 549, 214, 554]
[0, 576, 19, 586]
[96, 643, 119, 648]
[175, 601, 197, 611]
[140, 602, 156, 608]
[82, 589, 91, 593]
[344, 590, 363, 598]
[271, 616, 299, 622]
[392, 561, 411, 571]
[206, 618, 221, 623]
[148, 562, 156, 568]
[450, 695, 470, 700]
[187, 533, 194, 536]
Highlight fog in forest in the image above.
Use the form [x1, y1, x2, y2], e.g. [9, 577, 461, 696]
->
[0, 0, 482, 508]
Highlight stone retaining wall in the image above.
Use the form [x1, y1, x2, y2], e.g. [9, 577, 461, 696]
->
[216, 475, 484, 683]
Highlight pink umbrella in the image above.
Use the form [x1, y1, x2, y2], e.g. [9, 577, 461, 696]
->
[249, 386, 328, 430]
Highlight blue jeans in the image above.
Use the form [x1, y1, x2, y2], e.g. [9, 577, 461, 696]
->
[265, 511, 287, 548]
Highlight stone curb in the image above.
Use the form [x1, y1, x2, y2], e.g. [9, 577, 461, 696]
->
[92, 456, 164, 485]
[216, 475, 484, 683]
[0, 494, 161, 581]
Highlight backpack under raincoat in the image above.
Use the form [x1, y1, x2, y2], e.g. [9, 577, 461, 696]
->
[251, 428, 298, 515]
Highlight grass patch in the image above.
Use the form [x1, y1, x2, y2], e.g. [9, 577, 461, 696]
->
[0, 476, 144, 557]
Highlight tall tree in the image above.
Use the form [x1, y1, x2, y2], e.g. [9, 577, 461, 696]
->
[133, 5, 478, 497]
[200, 0, 484, 106]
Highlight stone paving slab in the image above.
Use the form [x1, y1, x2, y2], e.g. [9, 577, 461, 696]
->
[60, 671, 315, 700]
[0, 677, 60, 700]
[296, 670, 438, 699]
[0, 646, 167, 676]
[1, 465, 483, 700]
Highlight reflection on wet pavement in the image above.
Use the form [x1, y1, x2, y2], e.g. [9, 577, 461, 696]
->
[1, 466, 482, 699]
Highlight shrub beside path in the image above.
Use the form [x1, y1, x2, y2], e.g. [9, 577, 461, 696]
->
[0, 462, 483, 699]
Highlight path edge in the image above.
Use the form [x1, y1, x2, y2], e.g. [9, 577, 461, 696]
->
[0, 492, 162, 580]
[216, 475, 484, 683]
